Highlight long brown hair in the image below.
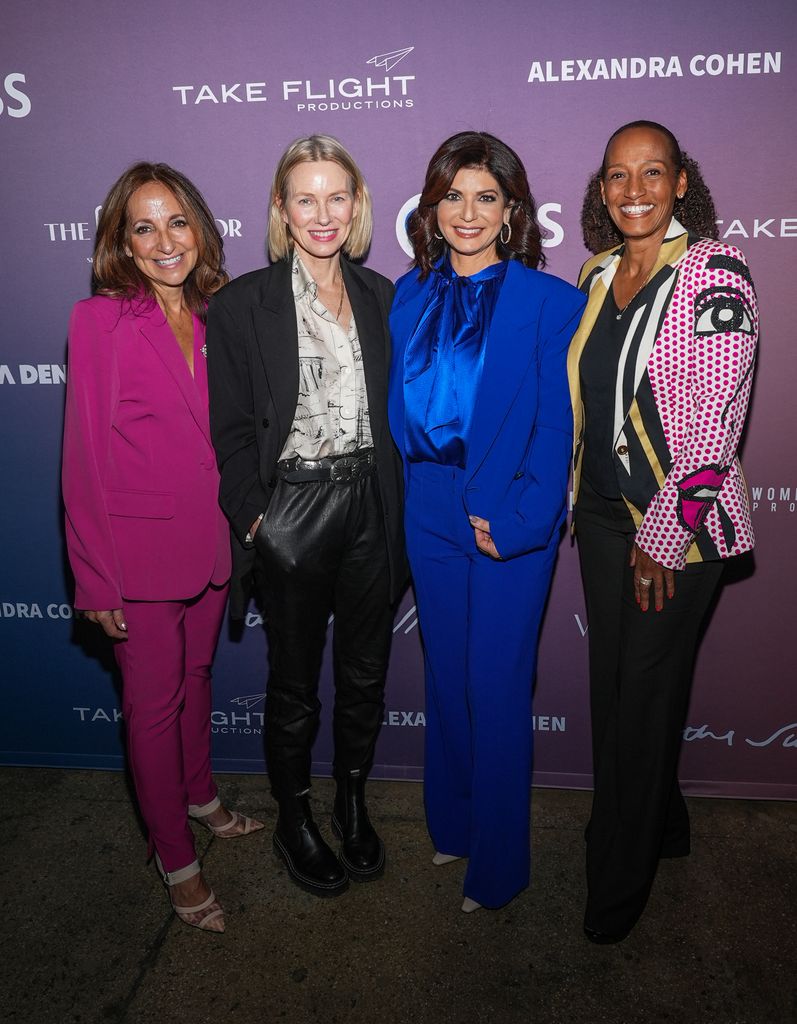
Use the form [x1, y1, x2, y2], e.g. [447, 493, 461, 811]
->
[92, 162, 229, 316]
[408, 131, 545, 279]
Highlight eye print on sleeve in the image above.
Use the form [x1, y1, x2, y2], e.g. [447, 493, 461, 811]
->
[694, 254, 756, 336]
[693, 287, 754, 335]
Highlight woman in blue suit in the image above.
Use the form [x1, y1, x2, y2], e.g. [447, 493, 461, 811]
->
[389, 132, 585, 911]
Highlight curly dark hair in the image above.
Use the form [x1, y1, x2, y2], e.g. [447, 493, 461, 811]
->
[408, 131, 544, 278]
[93, 162, 229, 319]
[580, 121, 718, 255]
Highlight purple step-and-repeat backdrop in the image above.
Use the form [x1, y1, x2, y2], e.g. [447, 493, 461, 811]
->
[1, 1, 794, 798]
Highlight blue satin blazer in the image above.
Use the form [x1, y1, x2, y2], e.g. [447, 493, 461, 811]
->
[388, 259, 586, 560]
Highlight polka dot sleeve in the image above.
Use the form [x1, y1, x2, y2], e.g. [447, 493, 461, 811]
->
[634, 240, 758, 570]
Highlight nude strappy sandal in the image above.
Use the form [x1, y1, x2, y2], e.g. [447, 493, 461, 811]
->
[189, 798, 265, 838]
[156, 857, 225, 933]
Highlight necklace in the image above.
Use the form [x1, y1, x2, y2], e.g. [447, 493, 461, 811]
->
[334, 268, 345, 322]
[614, 263, 655, 320]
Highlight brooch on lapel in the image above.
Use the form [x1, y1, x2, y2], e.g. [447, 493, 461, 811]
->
[200, 344, 208, 358]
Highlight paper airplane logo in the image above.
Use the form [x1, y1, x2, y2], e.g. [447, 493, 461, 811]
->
[367, 47, 414, 72]
[230, 693, 266, 710]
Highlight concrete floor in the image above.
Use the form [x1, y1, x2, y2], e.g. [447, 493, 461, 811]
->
[1, 768, 795, 1024]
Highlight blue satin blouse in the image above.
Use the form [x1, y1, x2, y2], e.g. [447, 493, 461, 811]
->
[403, 259, 507, 468]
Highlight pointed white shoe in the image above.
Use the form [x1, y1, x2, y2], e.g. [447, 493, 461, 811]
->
[432, 851, 463, 866]
[461, 897, 482, 914]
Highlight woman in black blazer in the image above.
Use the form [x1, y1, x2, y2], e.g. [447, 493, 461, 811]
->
[207, 135, 404, 898]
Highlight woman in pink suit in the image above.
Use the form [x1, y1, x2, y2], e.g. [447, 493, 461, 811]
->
[62, 163, 263, 934]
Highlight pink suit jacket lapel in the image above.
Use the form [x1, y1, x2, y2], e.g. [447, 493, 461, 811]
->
[138, 307, 212, 447]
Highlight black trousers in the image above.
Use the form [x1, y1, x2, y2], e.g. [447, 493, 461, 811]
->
[576, 478, 724, 936]
[253, 470, 393, 801]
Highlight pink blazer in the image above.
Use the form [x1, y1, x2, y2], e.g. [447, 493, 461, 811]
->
[569, 223, 757, 570]
[62, 294, 231, 609]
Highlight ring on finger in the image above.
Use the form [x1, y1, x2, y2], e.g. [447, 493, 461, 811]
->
[638, 576, 653, 586]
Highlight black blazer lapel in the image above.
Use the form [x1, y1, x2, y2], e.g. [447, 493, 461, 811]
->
[251, 260, 300, 450]
[342, 260, 388, 450]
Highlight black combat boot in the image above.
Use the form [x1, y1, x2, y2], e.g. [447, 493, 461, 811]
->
[331, 769, 385, 881]
[273, 792, 348, 897]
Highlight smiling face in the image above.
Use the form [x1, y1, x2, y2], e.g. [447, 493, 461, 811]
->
[435, 165, 511, 275]
[601, 126, 687, 247]
[279, 159, 358, 272]
[125, 182, 198, 303]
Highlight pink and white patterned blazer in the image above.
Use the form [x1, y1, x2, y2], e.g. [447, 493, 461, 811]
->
[567, 218, 758, 571]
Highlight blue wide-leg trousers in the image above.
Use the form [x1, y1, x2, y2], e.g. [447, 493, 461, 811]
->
[405, 461, 557, 908]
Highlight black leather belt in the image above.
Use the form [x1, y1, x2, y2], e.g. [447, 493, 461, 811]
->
[276, 449, 376, 484]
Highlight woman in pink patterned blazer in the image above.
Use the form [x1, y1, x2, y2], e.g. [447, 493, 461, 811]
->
[568, 122, 757, 943]
[62, 163, 263, 934]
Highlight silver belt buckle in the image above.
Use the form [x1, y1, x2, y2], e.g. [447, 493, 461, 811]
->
[330, 457, 354, 483]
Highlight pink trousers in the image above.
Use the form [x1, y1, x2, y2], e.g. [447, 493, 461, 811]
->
[114, 582, 228, 872]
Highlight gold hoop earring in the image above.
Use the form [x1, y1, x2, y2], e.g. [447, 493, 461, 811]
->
[500, 222, 511, 245]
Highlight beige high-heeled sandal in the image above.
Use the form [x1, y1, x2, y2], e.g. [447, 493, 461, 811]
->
[156, 857, 225, 933]
[432, 851, 463, 866]
[189, 798, 265, 838]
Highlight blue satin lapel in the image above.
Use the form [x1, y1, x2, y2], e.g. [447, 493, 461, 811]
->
[403, 282, 447, 382]
[389, 278, 431, 460]
[402, 262, 504, 465]
[404, 281, 454, 435]
[465, 261, 539, 477]
[390, 270, 437, 332]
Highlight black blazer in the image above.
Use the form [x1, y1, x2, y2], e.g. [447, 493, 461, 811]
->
[207, 256, 406, 618]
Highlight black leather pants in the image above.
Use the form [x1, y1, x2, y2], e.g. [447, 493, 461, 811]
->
[253, 470, 393, 801]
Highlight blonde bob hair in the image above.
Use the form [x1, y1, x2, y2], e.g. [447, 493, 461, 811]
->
[267, 135, 373, 261]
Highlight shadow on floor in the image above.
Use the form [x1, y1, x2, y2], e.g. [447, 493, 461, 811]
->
[0, 768, 795, 1024]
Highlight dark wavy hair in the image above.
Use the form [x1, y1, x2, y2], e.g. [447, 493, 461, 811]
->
[408, 131, 545, 278]
[92, 162, 229, 318]
[580, 121, 718, 255]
